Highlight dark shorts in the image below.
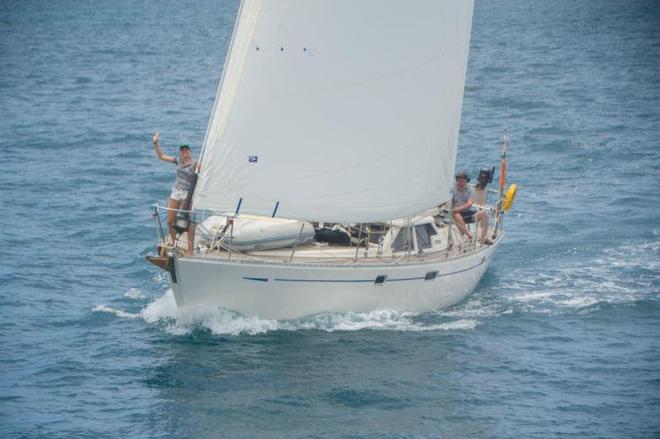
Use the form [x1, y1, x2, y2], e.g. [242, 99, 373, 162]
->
[461, 209, 477, 223]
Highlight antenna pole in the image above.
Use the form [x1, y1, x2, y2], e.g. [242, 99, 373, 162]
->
[494, 117, 509, 238]
[354, 224, 363, 262]
[289, 223, 306, 263]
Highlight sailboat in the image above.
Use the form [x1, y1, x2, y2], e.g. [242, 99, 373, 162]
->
[147, 0, 517, 320]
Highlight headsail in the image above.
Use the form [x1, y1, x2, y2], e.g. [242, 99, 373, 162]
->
[194, 0, 475, 223]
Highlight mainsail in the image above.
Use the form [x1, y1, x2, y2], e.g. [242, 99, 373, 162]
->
[193, 0, 475, 223]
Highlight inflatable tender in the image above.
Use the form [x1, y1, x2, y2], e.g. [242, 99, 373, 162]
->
[198, 215, 315, 251]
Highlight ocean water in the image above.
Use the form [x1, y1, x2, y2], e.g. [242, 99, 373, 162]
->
[1, 0, 659, 437]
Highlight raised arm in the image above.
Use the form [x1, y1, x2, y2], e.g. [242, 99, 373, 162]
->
[152, 132, 176, 163]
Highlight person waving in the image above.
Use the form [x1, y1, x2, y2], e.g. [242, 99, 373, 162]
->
[152, 132, 198, 255]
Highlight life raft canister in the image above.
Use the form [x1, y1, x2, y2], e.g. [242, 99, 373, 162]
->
[503, 184, 517, 212]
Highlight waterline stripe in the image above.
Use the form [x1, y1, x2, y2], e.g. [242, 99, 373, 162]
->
[270, 257, 487, 284]
[243, 277, 269, 282]
[274, 278, 373, 283]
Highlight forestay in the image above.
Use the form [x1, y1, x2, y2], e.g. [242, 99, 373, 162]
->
[193, 0, 474, 223]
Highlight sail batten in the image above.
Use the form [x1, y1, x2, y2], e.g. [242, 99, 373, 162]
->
[194, 0, 475, 223]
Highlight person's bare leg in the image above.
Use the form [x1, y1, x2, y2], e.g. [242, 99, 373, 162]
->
[477, 211, 492, 243]
[452, 212, 472, 240]
[167, 198, 182, 244]
[477, 211, 487, 240]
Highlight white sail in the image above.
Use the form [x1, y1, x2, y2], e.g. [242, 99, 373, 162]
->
[193, 0, 474, 223]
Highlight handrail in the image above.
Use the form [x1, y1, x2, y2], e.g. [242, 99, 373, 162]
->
[150, 195, 505, 262]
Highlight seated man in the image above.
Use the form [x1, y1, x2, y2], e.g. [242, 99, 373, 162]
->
[451, 170, 493, 245]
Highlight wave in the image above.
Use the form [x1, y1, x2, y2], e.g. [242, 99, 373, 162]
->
[92, 290, 482, 336]
[492, 240, 660, 314]
[92, 304, 141, 320]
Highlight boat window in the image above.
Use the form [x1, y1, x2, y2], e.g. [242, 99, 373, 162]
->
[368, 223, 390, 244]
[414, 224, 435, 249]
[391, 228, 414, 252]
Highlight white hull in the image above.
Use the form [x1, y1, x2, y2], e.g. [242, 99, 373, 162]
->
[169, 238, 501, 320]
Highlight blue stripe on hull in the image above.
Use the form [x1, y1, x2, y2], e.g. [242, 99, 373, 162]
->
[274, 278, 374, 283]
[241, 256, 488, 284]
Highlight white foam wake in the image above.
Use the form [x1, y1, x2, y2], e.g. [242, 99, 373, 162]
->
[93, 290, 480, 336]
[493, 240, 660, 313]
[92, 304, 141, 320]
[123, 288, 146, 300]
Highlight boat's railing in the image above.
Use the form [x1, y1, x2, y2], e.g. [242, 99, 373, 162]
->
[150, 195, 505, 263]
[151, 203, 391, 254]
[151, 203, 198, 255]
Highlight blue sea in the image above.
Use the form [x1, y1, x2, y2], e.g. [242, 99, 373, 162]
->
[2, 0, 659, 437]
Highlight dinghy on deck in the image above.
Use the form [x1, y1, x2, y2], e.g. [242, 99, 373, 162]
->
[197, 215, 315, 252]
